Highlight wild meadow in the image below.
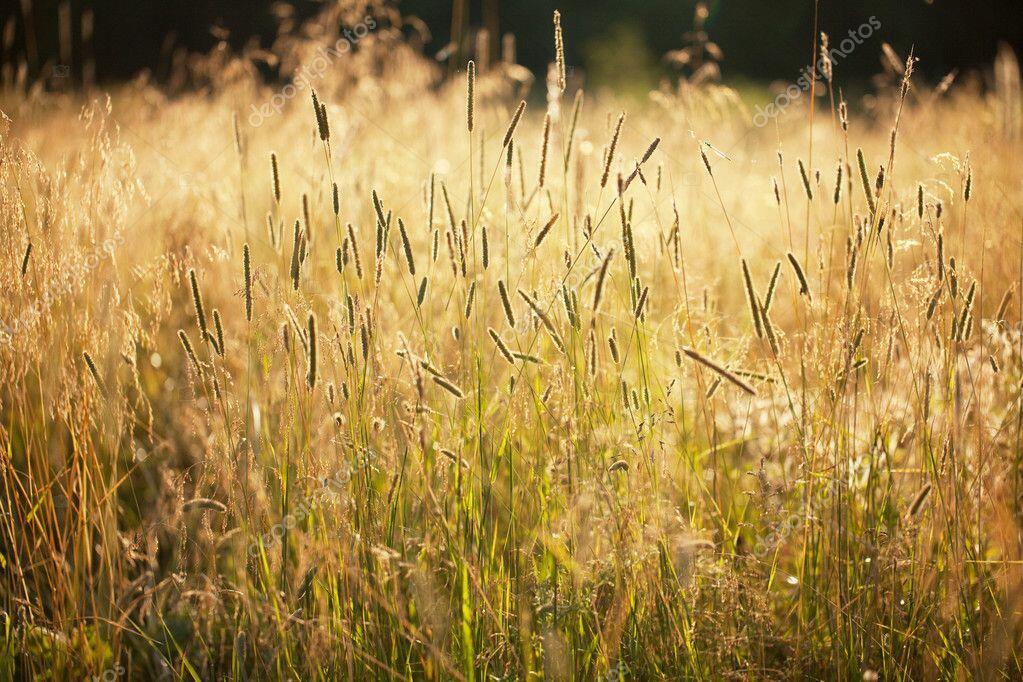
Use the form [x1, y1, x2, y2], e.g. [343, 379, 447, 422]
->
[2, 2, 1023, 678]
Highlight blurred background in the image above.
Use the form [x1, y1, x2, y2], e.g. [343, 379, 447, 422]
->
[2, 0, 1021, 90]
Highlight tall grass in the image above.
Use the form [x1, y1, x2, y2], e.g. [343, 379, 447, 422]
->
[1, 4, 1022, 679]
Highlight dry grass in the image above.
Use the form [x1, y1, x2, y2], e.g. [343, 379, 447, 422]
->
[2, 4, 1023, 679]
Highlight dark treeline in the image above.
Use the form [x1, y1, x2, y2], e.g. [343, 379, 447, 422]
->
[3, 0, 1020, 87]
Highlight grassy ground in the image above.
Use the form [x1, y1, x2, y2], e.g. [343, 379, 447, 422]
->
[2, 4, 1023, 679]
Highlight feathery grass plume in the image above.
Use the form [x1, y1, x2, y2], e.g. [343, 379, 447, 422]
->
[344, 295, 356, 334]
[857, 148, 875, 214]
[397, 218, 415, 276]
[995, 286, 1013, 323]
[188, 269, 209, 339]
[416, 277, 428, 306]
[562, 285, 580, 329]
[592, 248, 615, 313]
[733, 369, 775, 383]
[481, 225, 489, 269]
[553, 10, 566, 92]
[505, 140, 515, 200]
[346, 224, 363, 278]
[846, 237, 858, 289]
[307, 313, 317, 389]
[703, 373, 722, 396]
[948, 257, 958, 298]
[608, 460, 629, 473]
[456, 221, 468, 276]
[634, 286, 649, 319]
[772, 177, 781, 205]
[740, 260, 763, 338]
[518, 288, 565, 351]
[332, 182, 340, 216]
[375, 218, 385, 261]
[700, 147, 713, 176]
[465, 280, 476, 319]
[619, 195, 637, 279]
[301, 193, 312, 241]
[624, 138, 660, 188]
[534, 212, 559, 248]
[786, 252, 812, 300]
[335, 247, 344, 275]
[178, 330, 201, 373]
[763, 262, 782, 313]
[243, 244, 252, 322]
[907, 483, 932, 518]
[797, 159, 813, 200]
[875, 165, 885, 194]
[833, 163, 843, 204]
[270, 152, 281, 204]
[319, 102, 329, 139]
[488, 328, 516, 364]
[563, 89, 583, 170]
[819, 32, 833, 82]
[936, 233, 945, 281]
[601, 112, 625, 188]
[839, 99, 848, 130]
[290, 220, 301, 289]
[502, 100, 526, 148]
[466, 60, 475, 132]
[372, 189, 387, 233]
[438, 447, 469, 468]
[925, 285, 943, 320]
[183, 497, 227, 513]
[680, 346, 757, 395]
[989, 355, 1000, 373]
[498, 280, 516, 327]
[956, 281, 977, 341]
[212, 310, 225, 356]
[360, 318, 370, 360]
[538, 113, 551, 188]
[82, 351, 103, 389]
[918, 184, 924, 219]
[311, 90, 324, 137]
[608, 330, 620, 363]
[433, 375, 465, 399]
[964, 166, 972, 202]
[20, 242, 31, 277]
[440, 180, 457, 228]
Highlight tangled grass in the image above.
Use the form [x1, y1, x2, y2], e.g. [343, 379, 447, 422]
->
[2, 4, 1023, 679]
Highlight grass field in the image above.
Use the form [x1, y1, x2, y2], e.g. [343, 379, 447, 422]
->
[2, 3, 1023, 679]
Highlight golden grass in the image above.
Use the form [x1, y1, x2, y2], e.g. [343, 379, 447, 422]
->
[1, 5, 1023, 679]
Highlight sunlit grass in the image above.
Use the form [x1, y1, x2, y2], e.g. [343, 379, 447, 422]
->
[1, 5, 1022, 679]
